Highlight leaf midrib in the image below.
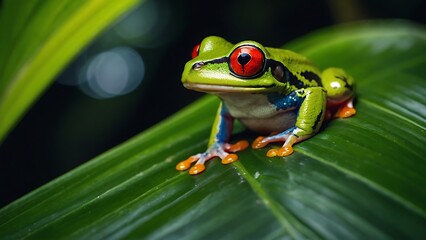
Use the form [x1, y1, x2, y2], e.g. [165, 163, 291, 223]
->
[233, 161, 321, 239]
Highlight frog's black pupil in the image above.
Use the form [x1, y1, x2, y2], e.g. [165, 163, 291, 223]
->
[238, 53, 251, 66]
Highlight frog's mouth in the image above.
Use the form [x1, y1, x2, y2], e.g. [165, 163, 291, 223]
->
[183, 82, 273, 93]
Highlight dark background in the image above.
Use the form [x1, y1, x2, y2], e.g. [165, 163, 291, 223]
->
[1, 0, 425, 207]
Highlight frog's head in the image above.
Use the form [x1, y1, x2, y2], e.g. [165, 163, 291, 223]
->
[182, 36, 288, 94]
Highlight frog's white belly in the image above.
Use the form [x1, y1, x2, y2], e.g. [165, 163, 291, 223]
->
[218, 93, 296, 133]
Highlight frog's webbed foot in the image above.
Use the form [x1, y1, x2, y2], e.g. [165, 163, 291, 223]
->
[326, 97, 356, 120]
[336, 98, 356, 118]
[176, 140, 249, 175]
[252, 129, 302, 158]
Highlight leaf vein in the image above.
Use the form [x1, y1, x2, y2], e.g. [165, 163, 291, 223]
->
[233, 161, 321, 239]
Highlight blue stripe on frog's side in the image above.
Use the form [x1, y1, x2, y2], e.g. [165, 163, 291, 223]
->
[209, 102, 233, 146]
[267, 92, 304, 111]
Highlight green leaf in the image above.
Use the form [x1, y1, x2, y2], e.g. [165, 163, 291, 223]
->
[1, 20, 425, 239]
[0, 0, 143, 143]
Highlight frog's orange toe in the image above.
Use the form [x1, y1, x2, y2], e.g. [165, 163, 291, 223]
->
[266, 146, 294, 158]
[266, 149, 278, 157]
[221, 154, 238, 164]
[176, 162, 190, 171]
[176, 156, 199, 171]
[228, 140, 249, 152]
[277, 146, 293, 157]
[337, 106, 356, 118]
[189, 164, 206, 175]
[252, 136, 268, 149]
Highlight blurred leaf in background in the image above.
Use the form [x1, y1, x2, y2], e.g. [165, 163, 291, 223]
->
[0, 0, 144, 143]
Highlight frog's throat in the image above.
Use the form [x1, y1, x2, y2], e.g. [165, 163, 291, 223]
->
[183, 83, 273, 93]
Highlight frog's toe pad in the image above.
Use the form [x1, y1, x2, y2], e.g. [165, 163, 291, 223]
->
[176, 156, 198, 171]
[278, 146, 293, 156]
[221, 154, 238, 164]
[176, 162, 190, 171]
[252, 136, 268, 149]
[227, 140, 249, 152]
[189, 164, 206, 175]
[338, 106, 356, 118]
[266, 146, 294, 157]
[266, 148, 278, 157]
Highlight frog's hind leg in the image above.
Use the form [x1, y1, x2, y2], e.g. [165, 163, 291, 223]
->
[252, 130, 292, 151]
[252, 127, 316, 157]
[322, 67, 356, 119]
[252, 87, 326, 158]
[252, 128, 299, 157]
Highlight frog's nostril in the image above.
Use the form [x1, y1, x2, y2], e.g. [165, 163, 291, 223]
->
[193, 62, 204, 70]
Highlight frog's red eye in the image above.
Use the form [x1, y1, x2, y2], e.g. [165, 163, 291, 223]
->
[229, 45, 265, 78]
[191, 43, 200, 59]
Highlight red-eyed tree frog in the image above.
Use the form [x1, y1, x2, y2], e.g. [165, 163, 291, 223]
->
[177, 36, 356, 175]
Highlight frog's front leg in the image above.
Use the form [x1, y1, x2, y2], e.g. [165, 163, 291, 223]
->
[252, 87, 326, 157]
[176, 102, 249, 175]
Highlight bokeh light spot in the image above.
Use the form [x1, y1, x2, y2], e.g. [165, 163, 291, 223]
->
[80, 47, 144, 99]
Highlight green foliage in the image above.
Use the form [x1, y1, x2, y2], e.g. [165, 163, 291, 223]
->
[0, 0, 143, 143]
[1, 20, 425, 239]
